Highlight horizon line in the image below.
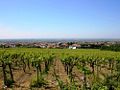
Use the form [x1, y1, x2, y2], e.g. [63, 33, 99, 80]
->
[0, 38, 120, 40]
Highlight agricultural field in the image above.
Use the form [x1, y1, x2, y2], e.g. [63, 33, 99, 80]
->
[0, 48, 120, 90]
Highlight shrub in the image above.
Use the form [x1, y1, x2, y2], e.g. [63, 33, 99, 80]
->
[30, 76, 48, 88]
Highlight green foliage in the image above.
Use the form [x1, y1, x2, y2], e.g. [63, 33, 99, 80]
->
[101, 44, 120, 52]
[5, 79, 15, 87]
[30, 76, 48, 88]
[1, 48, 120, 89]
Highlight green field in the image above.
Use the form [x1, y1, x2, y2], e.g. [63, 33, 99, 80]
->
[0, 48, 120, 90]
[0, 48, 119, 56]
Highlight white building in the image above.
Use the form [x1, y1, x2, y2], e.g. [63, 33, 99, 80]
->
[69, 46, 77, 49]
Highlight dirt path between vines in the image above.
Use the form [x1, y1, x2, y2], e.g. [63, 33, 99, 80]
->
[44, 64, 58, 90]
[54, 59, 70, 84]
[72, 66, 84, 88]
[13, 69, 36, 90]
[44, 59, 70, 90]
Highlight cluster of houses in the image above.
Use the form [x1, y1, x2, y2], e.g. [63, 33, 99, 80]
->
[0, 41, 118, 49]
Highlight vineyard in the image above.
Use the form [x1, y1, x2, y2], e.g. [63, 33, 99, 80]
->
[0, 48, 120, 90]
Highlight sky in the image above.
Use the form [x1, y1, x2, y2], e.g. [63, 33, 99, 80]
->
[0, 0, 120, 39]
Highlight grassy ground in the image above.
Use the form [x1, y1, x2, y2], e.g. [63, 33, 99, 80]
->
[0, 48, 119, 56]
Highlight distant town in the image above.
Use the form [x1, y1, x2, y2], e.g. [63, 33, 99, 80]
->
[0, 39, 120, 49]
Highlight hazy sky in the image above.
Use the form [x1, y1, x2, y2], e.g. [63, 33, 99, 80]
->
[0, 0, 120, 39]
